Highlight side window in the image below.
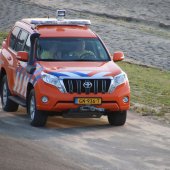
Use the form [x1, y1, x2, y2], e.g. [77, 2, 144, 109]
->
[15, 30, 28, 52]
[23, 34, 31, 53]
[9, 27, 20, 50]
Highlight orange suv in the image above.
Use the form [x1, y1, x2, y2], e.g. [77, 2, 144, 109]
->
[0, 11, 130, 127]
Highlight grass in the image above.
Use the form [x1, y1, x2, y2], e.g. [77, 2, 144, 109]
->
[0, 32, 170, 120]
[0, 32, 8, 44]
[118, 62, 170, 118]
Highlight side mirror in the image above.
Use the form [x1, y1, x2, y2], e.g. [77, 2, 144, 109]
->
[113, 51, 124, 62]
[16, 51, 28, 62]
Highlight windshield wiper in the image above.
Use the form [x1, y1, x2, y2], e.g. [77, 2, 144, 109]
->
[38, 59, 57, 61]
[70, 59, 97, 61]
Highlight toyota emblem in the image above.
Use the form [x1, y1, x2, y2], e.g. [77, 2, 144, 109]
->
[83, 81, 92, 88]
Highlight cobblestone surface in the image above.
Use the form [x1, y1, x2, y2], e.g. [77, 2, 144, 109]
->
[0, 0, 170, 70]
[30, 0, 170, 27]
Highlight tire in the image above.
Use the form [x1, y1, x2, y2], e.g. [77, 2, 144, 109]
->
[28, 89, 47, 127]
[0, 75, 18, 112]
[107, 111, 127, 126]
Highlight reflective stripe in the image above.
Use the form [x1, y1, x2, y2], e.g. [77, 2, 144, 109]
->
[13, 64, 43, 97]
[14, 67, 25, 92]
[20, 75, 29, 96]
[91, 72, 110, 78]
[23, 76, 30, 97]
[24, 91, 27, 98]
[49, 71, 111, 78]
[70, 71, 91, 77]
[34, 67, 43, 75]
[50, 71, 110, 78]
[13, 72, 20, 92]
[16, 73, 24, 93]
[30, 78, 33, 84]
[32, 74, 41, 85]
[56, 72, 82, 78]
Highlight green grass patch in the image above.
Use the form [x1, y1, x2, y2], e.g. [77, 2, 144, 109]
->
[118, 62, 170, 117]
[0, 32, 8, 44]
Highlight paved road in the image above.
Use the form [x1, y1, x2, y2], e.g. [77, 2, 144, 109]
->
[0, 104, 170, 170]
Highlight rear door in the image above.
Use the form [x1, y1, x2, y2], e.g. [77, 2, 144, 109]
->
[15, 34, 31, 98]
[5, 26, 20, 93]
[13, 29, 30, 97]
[8, 28, 29, 96]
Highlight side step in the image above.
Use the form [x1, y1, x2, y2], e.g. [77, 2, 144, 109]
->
[9, 96, 26, 107]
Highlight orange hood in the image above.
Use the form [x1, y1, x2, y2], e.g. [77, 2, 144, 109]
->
[38, 61, 122, 78]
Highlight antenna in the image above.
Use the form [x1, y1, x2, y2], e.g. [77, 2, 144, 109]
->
[48, 0, 50, 18]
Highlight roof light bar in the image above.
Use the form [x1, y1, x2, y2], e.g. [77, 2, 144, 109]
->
[30, 19, 91, 26]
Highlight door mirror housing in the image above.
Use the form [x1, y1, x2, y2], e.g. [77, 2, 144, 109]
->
[16, 51, 28, 62]
[113, 51, 124, 62]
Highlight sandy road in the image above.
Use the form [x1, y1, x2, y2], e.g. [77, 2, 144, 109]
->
[0, 105, 170, 170]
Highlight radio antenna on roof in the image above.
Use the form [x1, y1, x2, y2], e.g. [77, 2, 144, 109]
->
[47, 0, 50, 18]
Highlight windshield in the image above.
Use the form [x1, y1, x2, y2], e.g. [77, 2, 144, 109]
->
[36, 38, 110, 61]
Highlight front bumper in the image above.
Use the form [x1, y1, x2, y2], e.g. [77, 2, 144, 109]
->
[34, 79, 130, 112]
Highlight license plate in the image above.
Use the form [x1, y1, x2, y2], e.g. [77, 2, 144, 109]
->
[75, 98, 102, 105]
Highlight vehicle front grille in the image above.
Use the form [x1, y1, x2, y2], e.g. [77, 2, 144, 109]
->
[63, 79, 111, 94]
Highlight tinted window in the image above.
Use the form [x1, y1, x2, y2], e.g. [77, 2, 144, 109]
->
[15, 30, 28, 52]
[24, 34, 31, 53]
[9, 27, 20, 50]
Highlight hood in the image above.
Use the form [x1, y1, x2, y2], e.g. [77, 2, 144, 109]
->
[38, 61, 122, 78]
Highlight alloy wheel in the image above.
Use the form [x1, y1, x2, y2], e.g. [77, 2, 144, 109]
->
[2, 82, 7, 106]
[30, 96, 35, 120]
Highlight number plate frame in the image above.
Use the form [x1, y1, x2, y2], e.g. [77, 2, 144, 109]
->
[74, 97, 102, 105]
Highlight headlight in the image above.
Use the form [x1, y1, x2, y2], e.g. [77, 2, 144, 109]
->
[41, 71, 65, 93]
[108, 72, 128, 93]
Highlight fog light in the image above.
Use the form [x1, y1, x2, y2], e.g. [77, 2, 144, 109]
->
[42, 96, 48, 103]
[123, 97, 129, 103]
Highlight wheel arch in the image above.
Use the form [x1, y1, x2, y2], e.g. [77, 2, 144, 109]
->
[0, 68, 7, 94]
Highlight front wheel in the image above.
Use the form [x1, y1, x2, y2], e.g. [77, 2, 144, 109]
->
[28, 89, 47, 127]
[107, 111, 127, 126]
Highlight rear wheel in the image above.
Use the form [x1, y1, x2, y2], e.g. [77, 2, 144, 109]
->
[0, 75, 18, 112]
[107, 111, 127, 126]
[28, 89, 47, 127]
